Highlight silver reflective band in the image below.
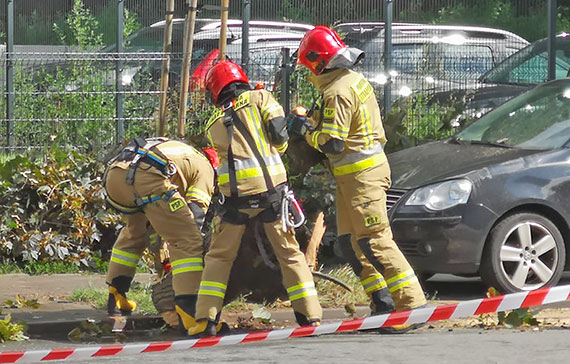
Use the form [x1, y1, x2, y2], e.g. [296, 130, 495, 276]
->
[217, 153, 283, 175]
[328, 143, 384, 168]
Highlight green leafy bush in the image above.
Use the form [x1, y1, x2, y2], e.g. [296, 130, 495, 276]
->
[0, 148, 120, 269]
[0, 313, 27, 343]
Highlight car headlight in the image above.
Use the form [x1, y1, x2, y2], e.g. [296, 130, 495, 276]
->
[405, 179, 472, 211]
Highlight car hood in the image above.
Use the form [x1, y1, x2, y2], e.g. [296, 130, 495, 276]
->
[388, 140, 541, 189]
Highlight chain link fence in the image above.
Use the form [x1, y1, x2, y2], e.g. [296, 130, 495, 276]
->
[1, 0, 563, 152]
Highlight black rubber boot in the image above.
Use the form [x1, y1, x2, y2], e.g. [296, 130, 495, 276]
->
[107, 275, 136, 315]
[370, 288, 395, 315]
[174, 295, 197, 335]
[294, 311, 321, 327]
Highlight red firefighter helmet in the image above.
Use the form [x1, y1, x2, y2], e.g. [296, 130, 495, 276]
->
[297, 26, 347, 75]
[205, 60, 249, 104]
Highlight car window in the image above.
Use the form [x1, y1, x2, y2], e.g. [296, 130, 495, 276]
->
[360, 39, 494, 81]
[483, 38, 570, 85]
[456, 81, 570, 148]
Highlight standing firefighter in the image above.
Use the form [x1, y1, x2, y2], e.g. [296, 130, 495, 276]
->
[189, 60, 322, 337]
[104, 138, 215, 333]
[290, 26, 427, 331]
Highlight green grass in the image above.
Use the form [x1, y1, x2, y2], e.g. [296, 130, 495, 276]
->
[314, 265, 368, 308]
[70, 282, 157, 315]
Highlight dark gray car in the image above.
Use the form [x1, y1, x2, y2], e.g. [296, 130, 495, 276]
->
[387, 78, 570, 293]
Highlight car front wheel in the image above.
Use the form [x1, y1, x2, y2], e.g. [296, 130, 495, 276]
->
[480, 212, 566, 293]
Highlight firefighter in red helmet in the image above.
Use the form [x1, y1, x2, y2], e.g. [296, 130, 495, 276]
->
[291, 26, 427, 332]
[188, 60, 322, 337]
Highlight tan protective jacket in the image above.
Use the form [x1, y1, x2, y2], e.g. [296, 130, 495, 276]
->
[305, 68, 388, 179]
[205, 89, 288, 197]
[109, 140, 214, 210]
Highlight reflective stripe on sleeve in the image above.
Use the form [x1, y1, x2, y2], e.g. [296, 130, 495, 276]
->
[386, 270, 419, 293]
[361, 274, 387, 294]
[321, 122, 349, 139]
[186, 187, 212, 205]
[275, 141, 288, 154]
[171, 257, 203, 275]
[261, 102, 282, 120]
[286, 281, 318, 302]
[198, 280, 227, 298]
[110, 248, 140, 268]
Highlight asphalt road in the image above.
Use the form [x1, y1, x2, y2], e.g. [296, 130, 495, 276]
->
[2, 329, 570, 364]
[3, 274, 570, 363]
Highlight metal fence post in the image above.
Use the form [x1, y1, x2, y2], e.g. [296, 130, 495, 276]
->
[241, 0, 250, 73]
[280, 47, 290, 115]
[5, 0, 14, 148]
[383, 0, 393, 116]
[547, 0, 557, 81]
[116, 0, 124, 144]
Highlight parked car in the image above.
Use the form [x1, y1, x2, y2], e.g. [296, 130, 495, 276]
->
[386, 78, 570, 293]
[103, 18, 312, 88]
[434, 32, 570, 118]
[336, 22, 529, 100]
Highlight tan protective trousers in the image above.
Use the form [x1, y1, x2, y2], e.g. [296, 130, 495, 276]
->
[195, 208, 322, 322]
[336, 162, 426, 311]
[105, 167, 204, 295]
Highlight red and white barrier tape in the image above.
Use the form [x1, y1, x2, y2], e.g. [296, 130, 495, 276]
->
[2, 284, 570, 363]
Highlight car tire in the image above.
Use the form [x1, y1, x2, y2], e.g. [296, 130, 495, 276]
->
[480, 212, 566, 293]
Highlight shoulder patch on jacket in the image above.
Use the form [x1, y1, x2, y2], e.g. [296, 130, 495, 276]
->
[323, 107, 336, 119]
[234, 91, 250, 111]
[350, 76, 374, 103]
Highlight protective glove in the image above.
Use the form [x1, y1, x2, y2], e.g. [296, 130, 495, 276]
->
[287, 114, 311, 136]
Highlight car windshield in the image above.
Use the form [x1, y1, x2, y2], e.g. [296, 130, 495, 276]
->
[359, 38, 494, 81]
[482, 36, 570, 85]
[455, 80, 570, 149]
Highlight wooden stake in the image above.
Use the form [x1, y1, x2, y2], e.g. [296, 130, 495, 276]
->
[177, 0, 198, 137]
[218, 0, 229, 61]
[305, 211, 326, 271]
[158, 0, 175, 136]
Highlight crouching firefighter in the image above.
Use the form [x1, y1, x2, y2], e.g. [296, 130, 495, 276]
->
[189, 60, 323, 337]
[291, 26, 427, 332]
[103, 137, 215, 334]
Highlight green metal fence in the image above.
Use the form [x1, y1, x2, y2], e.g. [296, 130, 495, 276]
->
[1, 0, 564, 152]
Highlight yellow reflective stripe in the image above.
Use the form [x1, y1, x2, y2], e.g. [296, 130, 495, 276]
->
[110, 256, 138, 268]
[386, 270, 413, 285]
[387, 270, 419, 293]
[261, 102, 282, 119]
[287, 281, 318, 302]
[149, 232, 160, 245]
[186, 187, 211, 205]
[276, 141, 288, 153]
[171, 257, 203, 266]
[218, 164, 286, 185]
[333, 152, 386, 176]
[311, 131, 322, 150]
[360, 106, 373, 148]
[249, 106, 271, 156]
[111, 247, 140, 268]
[112, 248, 139, 260]
[322, 123, 349, 138]
[362, 275, 387, 293]
[198, 280, 227, 298]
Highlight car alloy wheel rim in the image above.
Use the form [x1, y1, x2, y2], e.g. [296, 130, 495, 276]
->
[499, 221, 559, 291]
